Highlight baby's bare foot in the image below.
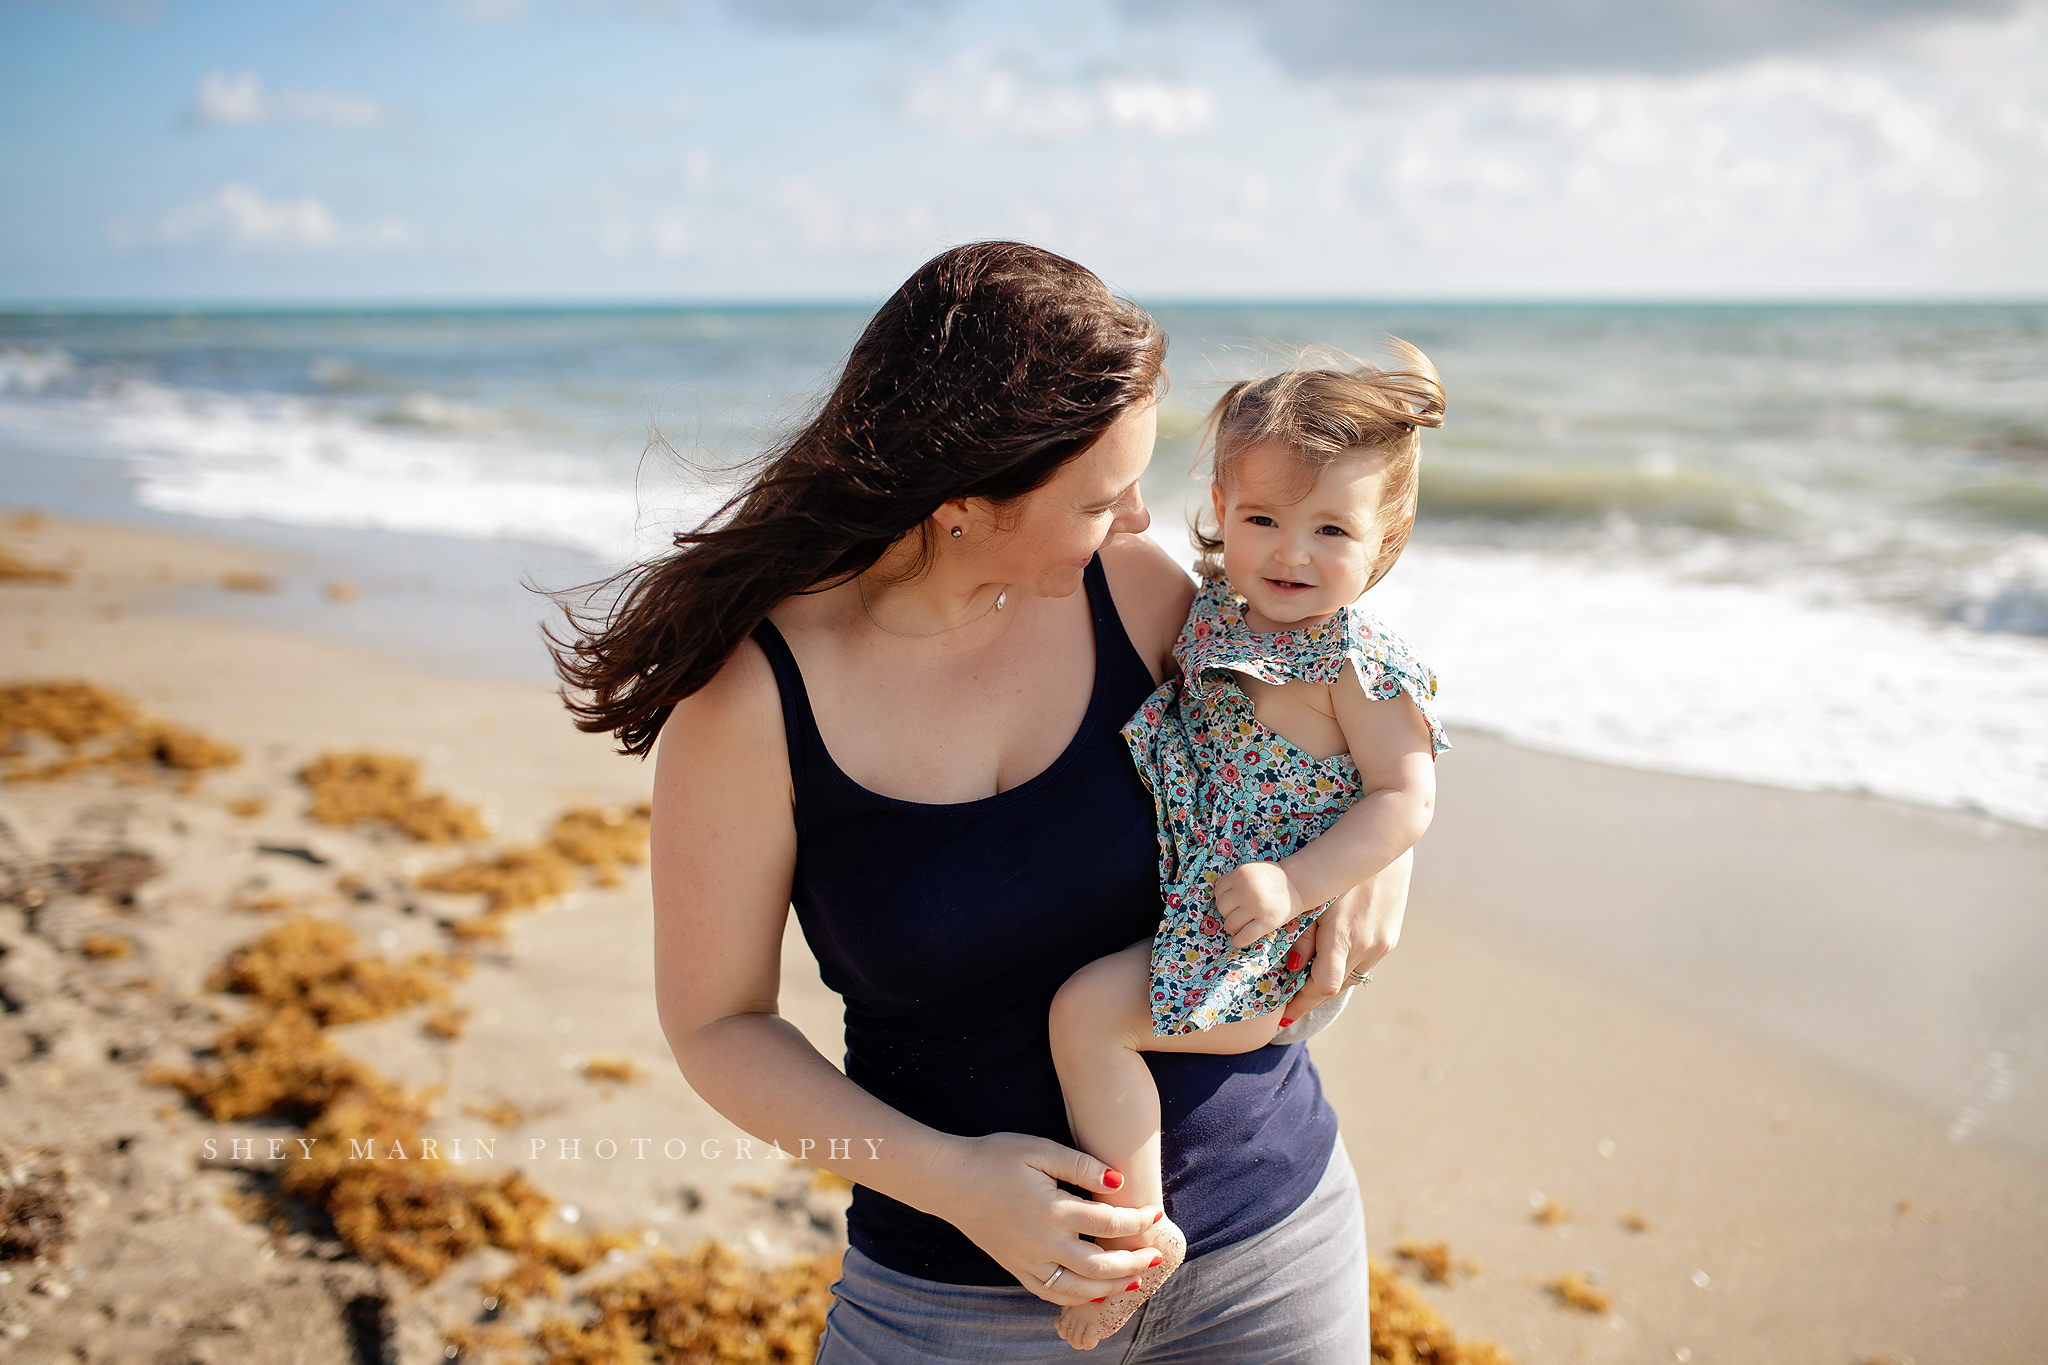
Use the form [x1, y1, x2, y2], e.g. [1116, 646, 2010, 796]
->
[1053, 1217, 1187, 1352]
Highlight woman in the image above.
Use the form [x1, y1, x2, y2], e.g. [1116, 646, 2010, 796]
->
[556, 242, 1409, 1360]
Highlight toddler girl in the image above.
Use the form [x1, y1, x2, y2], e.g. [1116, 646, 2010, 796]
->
[1048, 344, 1450, 1350]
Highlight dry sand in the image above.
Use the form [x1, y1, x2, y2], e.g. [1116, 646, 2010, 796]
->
[3, 511, 2045, 1364]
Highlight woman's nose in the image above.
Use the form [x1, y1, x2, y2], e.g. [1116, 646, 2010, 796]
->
[1111, 484, 1151, 536]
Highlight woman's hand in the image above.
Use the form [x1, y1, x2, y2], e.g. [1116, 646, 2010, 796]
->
[1278, 849, 1411, 1024]
[927, 1132, 1168, 1305]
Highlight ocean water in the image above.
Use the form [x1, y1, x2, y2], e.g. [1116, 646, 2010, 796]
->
[3, 302, 2046, 826]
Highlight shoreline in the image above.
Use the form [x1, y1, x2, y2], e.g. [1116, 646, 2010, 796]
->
[3, 511, 2045, 1362]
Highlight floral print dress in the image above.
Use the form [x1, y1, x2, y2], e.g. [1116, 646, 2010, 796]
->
[1121, 575, 1450, 1037]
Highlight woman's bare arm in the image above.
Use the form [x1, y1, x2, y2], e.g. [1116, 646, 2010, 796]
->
[650, 638, 1161, 1301]
[1099, 532, 1195, 685]
[1279, 850, 1411, 1022]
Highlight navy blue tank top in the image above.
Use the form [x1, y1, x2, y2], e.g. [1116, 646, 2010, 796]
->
[750, 554, 1338, 1286]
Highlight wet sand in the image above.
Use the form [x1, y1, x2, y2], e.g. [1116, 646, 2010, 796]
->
[3, 511, 2045, 1363]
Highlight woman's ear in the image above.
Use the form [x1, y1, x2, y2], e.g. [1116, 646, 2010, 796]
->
[935, 497, 974, 538]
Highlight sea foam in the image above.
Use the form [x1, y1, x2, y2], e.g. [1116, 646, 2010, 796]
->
[1148, 530, 2048, 829]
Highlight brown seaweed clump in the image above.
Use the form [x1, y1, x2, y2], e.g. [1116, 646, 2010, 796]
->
[0, 546, 70, 584]
[205, 917, 457, 1026]
[3, 848, 163, 910]
[299, 751, 487, 843]
[1369, 1259, 1510, 1364]
[0, 681, 240, 785]
[453, 1243, 841, 1365]
[582, 1056, 643, 1085]
[154, 1008, 565, 1281]
[150, 1001, 383, 1122]
[154, 929, 627, 1284]
[424, 1004, 471, 1039]
[421, 845, 578, 917]
[1545, 1273, 1611, 1314]
[548, 805, 653, 886]
[1394, 1241, 1454, 1284]
[0, 1144, 75, 1262]
[463, 1099, 525, 1128]
[288, 1091, 620, 1285]
[421, 803, 654, 940]
[78, 931, 133, 959]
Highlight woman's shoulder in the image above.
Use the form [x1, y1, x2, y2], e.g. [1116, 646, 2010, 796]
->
[1100, 533, 1196, 684]
[656, 628, 789, 773]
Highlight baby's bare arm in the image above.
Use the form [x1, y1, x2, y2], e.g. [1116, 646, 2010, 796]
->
[1219, 666, 1436, 948]
[1280, 662, 1435, 907]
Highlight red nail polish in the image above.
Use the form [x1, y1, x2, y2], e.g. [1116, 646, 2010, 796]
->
[1286, 952, 1300, 972]
[1103, 1169, 1124, 1190]
[1279, 1018, 1294, 1028]
[1149, 1255, 1163, 1268]
[1127, 1280, 1141, 1291]
[1152, 1211, 1163, 1224]
[1092, 1297, 1105, 1304]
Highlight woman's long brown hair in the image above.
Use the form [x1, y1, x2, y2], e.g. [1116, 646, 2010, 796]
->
[551, 242, 1167, 756]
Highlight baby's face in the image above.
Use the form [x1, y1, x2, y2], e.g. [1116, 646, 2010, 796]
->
[1211, 440, 1392, 634]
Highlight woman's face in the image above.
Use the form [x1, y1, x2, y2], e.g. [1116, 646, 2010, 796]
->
[972, 400, 1157, 598]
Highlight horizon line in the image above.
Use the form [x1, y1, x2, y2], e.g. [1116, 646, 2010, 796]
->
[5, 292, 2046, 315]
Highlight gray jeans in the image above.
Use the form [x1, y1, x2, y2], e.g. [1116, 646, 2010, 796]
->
[816, 1134, 1368, 1363]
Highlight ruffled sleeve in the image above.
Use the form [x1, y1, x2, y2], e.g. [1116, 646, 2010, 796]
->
[1175, 576, 1450, 757]
[1342, 611, 1450, 756]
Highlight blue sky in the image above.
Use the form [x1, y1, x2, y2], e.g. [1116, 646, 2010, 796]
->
[2, 0, 2045, 303]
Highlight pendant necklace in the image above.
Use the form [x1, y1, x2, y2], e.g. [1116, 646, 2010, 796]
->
[857, 576, 1008, 638]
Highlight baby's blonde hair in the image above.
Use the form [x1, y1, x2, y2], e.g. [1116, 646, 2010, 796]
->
[1191, 338, 1444, 591]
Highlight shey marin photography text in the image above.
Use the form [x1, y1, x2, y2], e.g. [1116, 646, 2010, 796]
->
[201, 1135, 889, 1163]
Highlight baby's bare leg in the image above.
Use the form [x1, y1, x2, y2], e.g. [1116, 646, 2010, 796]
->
[1047, 942, 1283, 1350]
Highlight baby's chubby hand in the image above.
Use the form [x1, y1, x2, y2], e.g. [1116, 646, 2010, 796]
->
[1213, 862, 1306, 948]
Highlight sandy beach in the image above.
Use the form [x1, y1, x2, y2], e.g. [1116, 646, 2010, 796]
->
[3, 510, 2045, 1364]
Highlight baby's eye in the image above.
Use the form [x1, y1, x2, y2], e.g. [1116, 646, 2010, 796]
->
[1246, 515, 1277, 527]
[1316, 524, 1349, 537]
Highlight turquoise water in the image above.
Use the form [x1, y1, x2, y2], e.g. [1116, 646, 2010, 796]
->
[3, 302, 2046, 822]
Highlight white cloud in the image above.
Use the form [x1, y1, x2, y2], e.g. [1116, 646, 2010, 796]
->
[900, 45, 1213, 139]
[1101, 78, 1214, 134]
[154, 185, 412, 252]
[1290, 4, 2048, 291]
[596, 209, 693, 260]
[190, 71, 389, 131]
[680, 147, 713, 192]
[772, 176, 939, 252]
[450, 0, 526, 26]
[1118, 0, 2028, 79]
